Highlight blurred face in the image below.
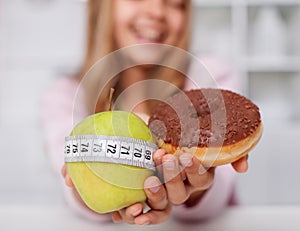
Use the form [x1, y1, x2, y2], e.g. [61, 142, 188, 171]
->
[112, 0, 188, 49]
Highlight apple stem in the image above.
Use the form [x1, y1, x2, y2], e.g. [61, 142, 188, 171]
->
[108, 88, 115, 111]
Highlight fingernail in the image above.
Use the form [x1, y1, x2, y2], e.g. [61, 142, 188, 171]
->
[132, 209, 142, 216]
[150, 185, 160, 193]
[145, 177, 161, 193]
[141, 220, 150, 226]
[164, 159, 175, 170]
[179, 153, 193, 167]
[112, 218, 122, 223]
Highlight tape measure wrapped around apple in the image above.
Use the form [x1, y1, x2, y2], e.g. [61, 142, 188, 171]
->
[64, 90, 157, 214]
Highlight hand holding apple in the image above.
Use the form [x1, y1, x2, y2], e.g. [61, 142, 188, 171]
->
[65, 110, 156, 214]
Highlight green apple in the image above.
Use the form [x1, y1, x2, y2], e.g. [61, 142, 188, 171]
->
[67, 111, 155, 213]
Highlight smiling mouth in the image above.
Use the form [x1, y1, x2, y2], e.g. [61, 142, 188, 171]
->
[133, 27, 165, 43]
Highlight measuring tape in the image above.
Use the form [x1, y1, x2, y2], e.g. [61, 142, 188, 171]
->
[64, 135, 157, 171]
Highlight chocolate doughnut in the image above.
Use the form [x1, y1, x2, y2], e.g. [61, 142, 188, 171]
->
[148, 89, 263, 167]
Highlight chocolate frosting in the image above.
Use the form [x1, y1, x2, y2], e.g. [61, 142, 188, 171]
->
[148, 89, 261, 148]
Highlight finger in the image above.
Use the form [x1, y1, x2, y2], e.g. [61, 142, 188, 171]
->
[179, 153, 214, 190]
[179, 165, 187, 181]
[65, 174, 75, 188]
[144, 176, 168, 210]
[125, 203, 143, 217]
[112, 211, 122, 223]
[153, 149, 166, 180]
[231, 155, 248, 173]
[61, 164, 67, 177]
[62, 164, 75, 188]
[153, 150, 186, 181]
[134, 204, 172, 225]
[153, 149, 166, 165]
[117, 203, 144, 224]
[162, 154, 188, 204]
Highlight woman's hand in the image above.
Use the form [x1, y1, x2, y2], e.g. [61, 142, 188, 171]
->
[62, 164, 172, 225]
[153, 149, 249, 208]
[112, 176, 172, 225]
[153, 149, 215, 207]
[61, 150, 249, 225]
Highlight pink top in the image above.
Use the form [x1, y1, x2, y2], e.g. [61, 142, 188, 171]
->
[40, 55, 240, 223]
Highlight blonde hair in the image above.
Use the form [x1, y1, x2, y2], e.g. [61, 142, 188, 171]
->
[80, 0, 114, 76]
[80, 0, 192, 113]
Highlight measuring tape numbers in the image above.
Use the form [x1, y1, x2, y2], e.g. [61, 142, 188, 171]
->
[64, 135, 157, 171]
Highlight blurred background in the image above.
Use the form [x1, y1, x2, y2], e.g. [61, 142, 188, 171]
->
[0, 0, 299, 209]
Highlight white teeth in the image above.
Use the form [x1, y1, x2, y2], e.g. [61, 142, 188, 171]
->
[137, 28, 163, 41]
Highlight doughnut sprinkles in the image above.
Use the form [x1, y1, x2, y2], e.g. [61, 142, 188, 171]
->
[148, 89, 263, 167]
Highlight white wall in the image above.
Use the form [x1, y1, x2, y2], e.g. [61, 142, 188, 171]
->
[0, 0, 86, 205]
